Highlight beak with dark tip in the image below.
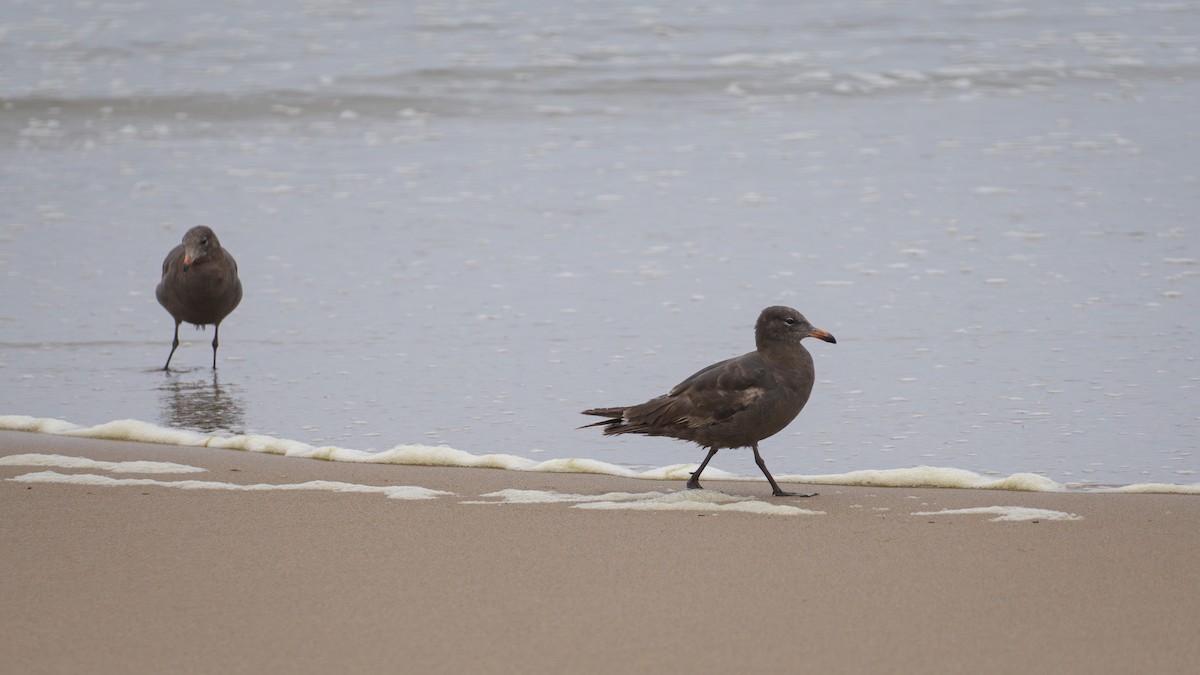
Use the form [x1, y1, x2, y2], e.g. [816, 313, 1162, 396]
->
[183, 243, 205, 271]
[808, 327, 837, 344]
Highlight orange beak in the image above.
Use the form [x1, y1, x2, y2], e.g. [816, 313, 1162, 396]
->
[808, 327, 837, 344]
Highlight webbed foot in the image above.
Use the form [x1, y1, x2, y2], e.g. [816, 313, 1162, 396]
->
[773, 490, 818, 498]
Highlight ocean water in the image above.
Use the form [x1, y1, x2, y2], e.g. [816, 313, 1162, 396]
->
[1, 0, 1197, 490]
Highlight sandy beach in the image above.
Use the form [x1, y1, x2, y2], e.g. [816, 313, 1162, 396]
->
[1, 430, 1197, 674]
[4, 2, 1197, 673]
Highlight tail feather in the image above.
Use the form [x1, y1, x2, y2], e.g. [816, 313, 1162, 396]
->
[581, 407, 626, 418]
[578, 406, 629, 433]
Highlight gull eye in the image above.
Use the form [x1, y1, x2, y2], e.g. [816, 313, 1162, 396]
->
[784, 317, 796, 326]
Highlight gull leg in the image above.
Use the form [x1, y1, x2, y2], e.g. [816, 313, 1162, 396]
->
[687, 447, 719, 490]
[752, 443, 816, 498]
[163, 320, 182, 371]
[210, 323, 221, 369]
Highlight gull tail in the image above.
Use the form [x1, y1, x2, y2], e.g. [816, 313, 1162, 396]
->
[578, 407, 628, 432]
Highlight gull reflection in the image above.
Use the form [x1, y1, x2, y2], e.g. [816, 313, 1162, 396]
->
[158, 372, 246, 434]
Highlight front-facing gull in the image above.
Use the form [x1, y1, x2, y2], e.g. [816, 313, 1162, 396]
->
[155, 226, 243, 370]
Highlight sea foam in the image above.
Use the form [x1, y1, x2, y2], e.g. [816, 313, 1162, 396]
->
[2, 415, 1198, 495]
[8, 470, 453, 500]
[0, 453, 204, 474]
[912, 506, 1082, 522]
[782, 466, 1064, 492]
[465, 488, 824, 516]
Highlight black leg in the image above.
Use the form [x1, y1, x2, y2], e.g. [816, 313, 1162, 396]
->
[752, 443, 816, 498]
[687, 447, 719, 490]
[211, 323, 220, 369]
[163, 320, 182, 371]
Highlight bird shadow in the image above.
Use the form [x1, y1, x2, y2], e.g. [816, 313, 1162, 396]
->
[156, 371, 247, 434]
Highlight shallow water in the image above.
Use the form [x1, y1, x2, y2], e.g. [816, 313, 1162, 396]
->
[2, 0, 1198, 487]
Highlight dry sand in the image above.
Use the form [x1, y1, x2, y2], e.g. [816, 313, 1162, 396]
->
[2, 430, 1197, 674]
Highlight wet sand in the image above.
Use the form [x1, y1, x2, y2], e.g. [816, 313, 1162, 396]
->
[2, 430, 1197, 674]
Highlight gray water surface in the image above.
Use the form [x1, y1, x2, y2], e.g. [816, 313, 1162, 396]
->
[2, 0, 1198, 485]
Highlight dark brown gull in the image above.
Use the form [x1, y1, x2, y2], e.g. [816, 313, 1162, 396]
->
[155, 226, 243, 370]
[582, 306, 836, 497]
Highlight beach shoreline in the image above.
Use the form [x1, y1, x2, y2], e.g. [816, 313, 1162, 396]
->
[2, 429, 1198, 674]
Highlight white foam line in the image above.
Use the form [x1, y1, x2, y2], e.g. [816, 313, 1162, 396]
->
[7, 471, 454, 500]
[912, 506, 1082, 522]
[1105, 483, 1200, 495]
[4, 415, 1198, 495]
[0, 416, 82, 435]
[575, 497, 823, 516]
[0, 453, 205, 474]
[465, 488, 824, 516]
[0, 415, 736, 480]
[780, 466, 1066, 492]
[462, 488, 666, 504]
